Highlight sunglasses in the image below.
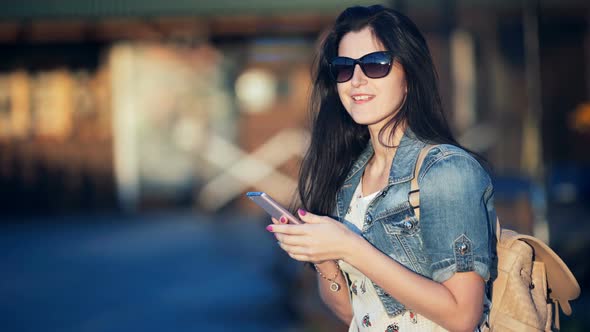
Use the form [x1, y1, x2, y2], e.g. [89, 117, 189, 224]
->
[329, 51, 393, 83]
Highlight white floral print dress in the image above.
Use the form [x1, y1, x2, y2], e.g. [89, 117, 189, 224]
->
[338, 180, 447, 332]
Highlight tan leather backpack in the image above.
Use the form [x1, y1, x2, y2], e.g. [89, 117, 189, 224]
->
[411, 145, 581, 331]
[482, 223, 581, 331]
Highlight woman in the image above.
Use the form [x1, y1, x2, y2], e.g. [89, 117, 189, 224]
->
[267, 5, 495, 332]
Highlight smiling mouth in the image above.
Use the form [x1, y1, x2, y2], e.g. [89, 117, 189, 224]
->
[351, 95, 374, 103]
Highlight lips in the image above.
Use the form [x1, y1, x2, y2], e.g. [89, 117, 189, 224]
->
[351, 94, 375, 104]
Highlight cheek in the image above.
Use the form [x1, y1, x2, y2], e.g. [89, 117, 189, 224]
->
[336, 84, 345, 98]
[337, 85, 349, 107]
[385, 77, 406, 99]
[387, 66, 407, 95]
[378, 80, 406, 111]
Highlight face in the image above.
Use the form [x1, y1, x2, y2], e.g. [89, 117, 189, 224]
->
[336, 27, 407, 132]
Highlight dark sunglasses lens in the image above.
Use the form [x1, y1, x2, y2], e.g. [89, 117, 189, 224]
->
[330, 58, 354, 83]
[361, 53, 392, 78]
[362, 62, 390, 78]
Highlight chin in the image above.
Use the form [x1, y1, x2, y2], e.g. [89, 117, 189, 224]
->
[348, 114, 369, 125]
[348, 111, 379, 125]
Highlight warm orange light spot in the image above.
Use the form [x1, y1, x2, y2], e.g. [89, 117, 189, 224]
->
[570, 102, 590, 133]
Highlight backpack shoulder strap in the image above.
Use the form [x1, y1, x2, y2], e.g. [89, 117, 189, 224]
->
[409, 144, 435, 219]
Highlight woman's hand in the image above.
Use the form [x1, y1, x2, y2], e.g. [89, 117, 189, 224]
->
[267, 209, 358, 264]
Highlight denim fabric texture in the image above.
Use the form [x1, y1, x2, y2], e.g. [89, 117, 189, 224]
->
[335, 130, 496, 317]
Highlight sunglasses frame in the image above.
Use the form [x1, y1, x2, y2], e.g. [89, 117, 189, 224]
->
[329, 51, 393, 83]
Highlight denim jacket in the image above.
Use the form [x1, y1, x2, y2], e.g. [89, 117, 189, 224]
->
[335, 130, 496, 317]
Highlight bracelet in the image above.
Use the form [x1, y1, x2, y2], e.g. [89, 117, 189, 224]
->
[314, 261, 342, 292]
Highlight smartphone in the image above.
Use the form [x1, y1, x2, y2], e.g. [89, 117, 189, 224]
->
[246, 192, 301, 224]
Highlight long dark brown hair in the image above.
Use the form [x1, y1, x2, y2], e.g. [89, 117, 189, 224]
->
[298, 5, 473, 216]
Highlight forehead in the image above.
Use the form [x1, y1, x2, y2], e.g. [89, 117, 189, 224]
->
[337, 27, 386, 58]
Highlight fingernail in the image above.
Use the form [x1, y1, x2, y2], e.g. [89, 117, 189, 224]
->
[280, 217, 287, 223]
[266, 225, 273, 232]
[298, 208, 306, 216]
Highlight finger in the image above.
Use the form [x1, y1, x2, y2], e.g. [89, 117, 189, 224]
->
[288, 214, 306, 224]
[287, 252, 309, 262]
[277, 241, 305, 256]
[277, 241, 299, 254]
[273, 232, 304, 245]
[278, 243, 317, 263]
[276, 234, 308, 247]
[274, 232, 286, 243]
[271, 216, 290, 225]
[296, 208, 325, 224]
[267, 224, 307, 235]
[278, 215, 291, 224]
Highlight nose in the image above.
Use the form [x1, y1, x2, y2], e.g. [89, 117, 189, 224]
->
[350, 63, 367, 87]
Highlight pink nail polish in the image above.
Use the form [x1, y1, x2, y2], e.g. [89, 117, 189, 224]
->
[298, 208, 306, 216]
[266, 225, 273, 231]
[280, 217, 287, 223]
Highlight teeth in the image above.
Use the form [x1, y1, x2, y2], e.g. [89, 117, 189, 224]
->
[352, 95, 371, 101]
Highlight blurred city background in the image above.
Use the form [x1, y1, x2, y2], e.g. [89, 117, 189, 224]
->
[1, 0, 589, 331]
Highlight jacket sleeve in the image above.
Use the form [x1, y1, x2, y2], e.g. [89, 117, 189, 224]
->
[418, 147, 494, 283]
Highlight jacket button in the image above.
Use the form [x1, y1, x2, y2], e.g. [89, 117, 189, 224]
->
[459, 243, 469, 255]
[404, 220, 414, 230]
[366, 215, 373, 223]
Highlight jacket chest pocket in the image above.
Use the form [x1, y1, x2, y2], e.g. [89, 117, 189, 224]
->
[373, 203, 428, 264]
[377, 202, 420, 236]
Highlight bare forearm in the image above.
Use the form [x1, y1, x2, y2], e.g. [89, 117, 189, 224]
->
[345, 238, 483, 332]
[315, 261, 353, 324]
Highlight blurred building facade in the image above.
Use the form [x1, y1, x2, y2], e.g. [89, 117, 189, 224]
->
[2, 1, 590, 331]
[0, 0, 589, 230]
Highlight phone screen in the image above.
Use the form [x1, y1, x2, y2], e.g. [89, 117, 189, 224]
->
[246, 192, 301, 224]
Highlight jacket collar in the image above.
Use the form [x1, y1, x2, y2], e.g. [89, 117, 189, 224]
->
[343, 128, 426, 186]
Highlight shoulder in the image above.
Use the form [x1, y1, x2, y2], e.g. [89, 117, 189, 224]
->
[419, 144, 491, 188]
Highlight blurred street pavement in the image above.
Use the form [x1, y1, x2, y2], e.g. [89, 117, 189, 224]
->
[0, 213, 303, 332]
[1, 204, 588, 331]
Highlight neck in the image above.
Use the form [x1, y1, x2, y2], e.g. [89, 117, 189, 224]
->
[367, 122, 406, 170]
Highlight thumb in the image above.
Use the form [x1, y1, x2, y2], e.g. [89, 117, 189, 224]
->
[297, 208, 324, 224]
